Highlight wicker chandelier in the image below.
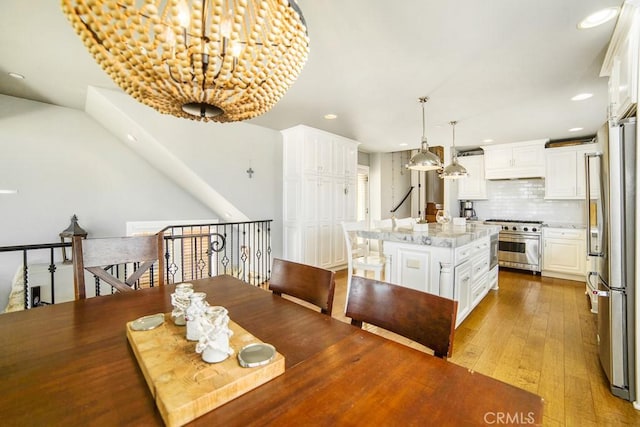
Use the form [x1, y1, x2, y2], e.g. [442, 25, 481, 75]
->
[61, 0, 309, 122]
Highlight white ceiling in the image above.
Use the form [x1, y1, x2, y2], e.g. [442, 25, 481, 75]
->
[0, 0, 622, 153]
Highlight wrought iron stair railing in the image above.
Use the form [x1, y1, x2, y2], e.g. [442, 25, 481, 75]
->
[0, 219, 272, 311]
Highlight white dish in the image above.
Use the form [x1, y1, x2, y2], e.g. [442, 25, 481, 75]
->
[130, 313, 165, 331]
[237, 343, 276, 368]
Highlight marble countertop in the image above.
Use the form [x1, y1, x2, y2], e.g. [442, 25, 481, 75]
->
[357, 223, 500, 249]
[543, 222, 586, 229]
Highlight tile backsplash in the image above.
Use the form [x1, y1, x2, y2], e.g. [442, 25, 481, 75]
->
[471, 179, 585, 225]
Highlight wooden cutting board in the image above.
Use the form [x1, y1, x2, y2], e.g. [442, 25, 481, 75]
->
[126, 314, 285, 427]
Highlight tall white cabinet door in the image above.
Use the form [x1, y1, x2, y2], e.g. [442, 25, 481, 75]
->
[454, 261, 472, 327]
[302, 175, 319, 221]
[457, 155, 487, 200]
[282, 125, 359, 269]
[317, 223, 333, 268]
[545, 150, 577, 198]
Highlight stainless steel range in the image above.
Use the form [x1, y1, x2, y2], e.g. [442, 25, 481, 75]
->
[484, 219, 543, 273]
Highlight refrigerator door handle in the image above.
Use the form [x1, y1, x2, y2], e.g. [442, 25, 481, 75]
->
[585, 152, 604, 257]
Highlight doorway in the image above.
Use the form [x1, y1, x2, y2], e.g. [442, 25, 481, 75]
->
[357, 165, 370, 224]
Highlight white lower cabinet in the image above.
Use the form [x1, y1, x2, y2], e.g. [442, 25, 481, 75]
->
[542, 228, 586, 281]
[382, 235, 492, 328]
[454, 261, 472, 327]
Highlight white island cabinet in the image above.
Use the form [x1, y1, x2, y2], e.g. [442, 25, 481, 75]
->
[358, 223, 500, 327]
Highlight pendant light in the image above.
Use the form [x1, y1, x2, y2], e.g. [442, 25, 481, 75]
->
[406, 97, 443, 171]
[440, 121, 468, 179]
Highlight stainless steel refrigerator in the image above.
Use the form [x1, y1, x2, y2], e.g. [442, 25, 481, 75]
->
[586, 117, 636, 401]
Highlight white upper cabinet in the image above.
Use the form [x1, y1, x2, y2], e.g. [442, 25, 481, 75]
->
[601, 3, 639, 122]
[456, 155, 487, 200]
[482, 139, 547, 179]
[282, 125, 359, 268]
[544, 143, 600, 200]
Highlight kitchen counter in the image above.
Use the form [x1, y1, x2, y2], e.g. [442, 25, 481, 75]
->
[357, 222, 499, 327]
[357, 223, 500, 248]
[543, 222, 586, 229]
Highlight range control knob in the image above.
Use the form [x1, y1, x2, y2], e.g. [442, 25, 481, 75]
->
[532, 227, 537, 232]
[523, 227, 529, 231]
[512, 226, 517, 231]
[503, 226, 508, 230]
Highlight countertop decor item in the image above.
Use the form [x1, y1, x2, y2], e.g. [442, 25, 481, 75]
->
[60, 0, 309, 122]
[196, 306, 234, 363]
[171, 283, 194, 326]
[186, 292, 209, 341]
[126, 312, 285, 427]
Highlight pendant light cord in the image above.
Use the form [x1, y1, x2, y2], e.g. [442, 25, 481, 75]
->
[419, 96, 429, 148]
[450, 121, 457, 161]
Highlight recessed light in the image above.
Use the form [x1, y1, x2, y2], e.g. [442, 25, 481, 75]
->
[571, 93, 593, 101]
[569, 127, 583, 132]
[324, 113, 337, 120]
[8, 72, 25, 80]
[482, 139, 494, 143]
[0, 189, 18, 194]
[577, 7, 619, 29]
[126, 134, 137, 142]
[399, 143, 408, 147]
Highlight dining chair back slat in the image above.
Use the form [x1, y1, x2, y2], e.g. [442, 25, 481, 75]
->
[269, 258, 336, 315]
[72, 233, 165, 300]
[345, 276, 458, 359]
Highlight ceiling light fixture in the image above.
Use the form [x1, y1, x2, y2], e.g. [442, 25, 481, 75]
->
[0, 189, 18, 194]
[571, 93, 593, 101]
[61, 0, 309, 123]
[577, 7, 619, 29]
[569, 127, 584, 132]
[440, 121, 468, 180]
[8, 72, 25, 80]
[324, 113, 338, 120]
[406, 97, 442, 171]
[482, 138, 494, 143]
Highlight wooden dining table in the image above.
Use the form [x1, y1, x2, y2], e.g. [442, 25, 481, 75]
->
[1, 275, 544, 426]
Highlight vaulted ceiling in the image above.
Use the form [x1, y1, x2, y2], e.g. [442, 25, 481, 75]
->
[0, 0, 622, 152]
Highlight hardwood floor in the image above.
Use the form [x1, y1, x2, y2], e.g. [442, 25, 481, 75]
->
[330, 269, 640, 426]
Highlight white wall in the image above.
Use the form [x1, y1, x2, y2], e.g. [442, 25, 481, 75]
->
[87, 87, 282, 224]
[0, 93, 284, 310]
[472, 179, 585, 224]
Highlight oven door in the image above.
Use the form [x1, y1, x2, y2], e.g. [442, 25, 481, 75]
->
[498, 232, 541, 271]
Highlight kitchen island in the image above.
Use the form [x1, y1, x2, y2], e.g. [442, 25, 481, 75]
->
[358, 223, 500, 327]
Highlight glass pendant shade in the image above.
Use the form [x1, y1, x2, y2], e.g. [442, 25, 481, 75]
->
[440, 121, 468, 179]
[406, 97, 443, 171]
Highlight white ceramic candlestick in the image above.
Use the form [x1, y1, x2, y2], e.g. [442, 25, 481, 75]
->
[196, 306, 234, 363]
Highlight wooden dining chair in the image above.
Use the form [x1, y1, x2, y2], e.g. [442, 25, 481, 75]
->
[72, 233, 165, 300]
[269, 258, 336, 315]
[345, 276, 458, 359]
